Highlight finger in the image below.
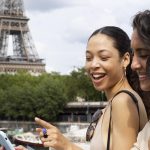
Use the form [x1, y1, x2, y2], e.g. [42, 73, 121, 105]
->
[37, 128, 48, 139]
[41, 134, 54, 142]
[35, 117, 53, 129]
[36, 129, 43, 138]
[0, 147, 5, 150]
[40, 136, 50, 142]
[15, 145, 27, 150]
[43, 141, 56, 148]
[36, 128, 42, 132]
[36, 128, 47, 138]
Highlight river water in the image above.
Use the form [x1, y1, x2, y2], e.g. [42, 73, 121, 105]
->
[9, 123, 90, 150]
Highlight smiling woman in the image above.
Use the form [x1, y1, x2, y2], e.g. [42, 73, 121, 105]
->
[85, 26, 147, 150]
[33, 26, 148, 150]
[130, 9, 150, 150]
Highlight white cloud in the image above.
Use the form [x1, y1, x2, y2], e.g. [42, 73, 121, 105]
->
[23, 0, 150, 74]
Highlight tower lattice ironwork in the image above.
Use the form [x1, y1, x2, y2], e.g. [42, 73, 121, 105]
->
[0, 0, 45, 74]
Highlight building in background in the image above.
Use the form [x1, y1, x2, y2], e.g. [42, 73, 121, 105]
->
[0, 0, 45, 75]
[58, 101, 107, 122]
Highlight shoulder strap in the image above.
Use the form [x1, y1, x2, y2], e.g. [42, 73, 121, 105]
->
[106, 90, 140, 150]
[107, 103, 112, 150]
[113, 90, 140, 127]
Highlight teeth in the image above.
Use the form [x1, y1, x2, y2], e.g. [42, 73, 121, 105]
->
[93, 74, 101, 78]
[92, 74, 105, 79]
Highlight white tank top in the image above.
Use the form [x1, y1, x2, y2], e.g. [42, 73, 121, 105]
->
[90, 108, 106, 150]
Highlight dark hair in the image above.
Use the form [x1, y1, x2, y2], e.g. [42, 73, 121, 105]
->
[88, 26, 131, 57]
[132, 10, 150, 118]
[88, 26, 140, 94]
[132, 10, 150, 47]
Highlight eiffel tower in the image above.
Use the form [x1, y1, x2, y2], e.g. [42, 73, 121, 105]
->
[0, 0, 45, 75]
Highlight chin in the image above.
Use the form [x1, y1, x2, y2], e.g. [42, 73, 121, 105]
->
[94, 85, 104, 91]
[140, 84, 150, 91]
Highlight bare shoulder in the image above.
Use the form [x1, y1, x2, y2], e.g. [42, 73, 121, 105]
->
[111, 90, 139, 111]
[111, 90, 139, 127]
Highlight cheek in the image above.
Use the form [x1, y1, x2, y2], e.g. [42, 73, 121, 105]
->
[131, 62, 134, 70]
[146, 57, 150, 77]
[108, 64, 123, 79]
[141, 59, 147, 70]
[85, 62, 90, 72]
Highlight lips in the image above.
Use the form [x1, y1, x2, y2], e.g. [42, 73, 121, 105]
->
[90, 72, 106, 81]
[138, 73, 148, 81]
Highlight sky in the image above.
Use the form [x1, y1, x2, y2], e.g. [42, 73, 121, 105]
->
[22, 0, 150, 74]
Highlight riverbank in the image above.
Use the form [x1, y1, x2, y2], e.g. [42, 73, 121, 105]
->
[0, 121, 90, 150]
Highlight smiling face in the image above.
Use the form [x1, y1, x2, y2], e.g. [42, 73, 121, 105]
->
[85, 33, 125, 92]
[131, 29, 150, 91]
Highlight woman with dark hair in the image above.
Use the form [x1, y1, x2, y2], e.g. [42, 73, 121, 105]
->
[131, 9, 150, 150]
[35, 26, 147, 150]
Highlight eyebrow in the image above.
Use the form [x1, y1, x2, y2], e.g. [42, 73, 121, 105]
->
[133, 48, 150, 52]
[86, 49, 109, 53]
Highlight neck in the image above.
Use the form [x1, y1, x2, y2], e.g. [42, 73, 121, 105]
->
[105, 76, 132, 101]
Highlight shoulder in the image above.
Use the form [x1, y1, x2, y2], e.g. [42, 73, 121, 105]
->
[143, 121, 150, 131]
[110, 90, 140, 149]
[112, 90, 139, 111]
[111, 90, 139, 127]
[136, 121, 150, 145]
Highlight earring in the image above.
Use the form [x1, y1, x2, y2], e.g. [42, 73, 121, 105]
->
[124, 67, 126, 76]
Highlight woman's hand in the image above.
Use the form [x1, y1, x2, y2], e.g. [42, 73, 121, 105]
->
[0, 147, 4, 150]
[15, 145, 27, 150]
[0, 145, 27, 150]
[35, 117, 73, 150]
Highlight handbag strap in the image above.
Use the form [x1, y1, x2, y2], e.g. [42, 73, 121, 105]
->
[106, 90, 140, 150]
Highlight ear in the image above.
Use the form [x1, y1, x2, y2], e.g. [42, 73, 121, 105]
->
[122, 52, 130, 68]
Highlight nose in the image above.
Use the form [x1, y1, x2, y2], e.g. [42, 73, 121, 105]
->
[131, 55, 141, 71]
[91, 57, 101, 68]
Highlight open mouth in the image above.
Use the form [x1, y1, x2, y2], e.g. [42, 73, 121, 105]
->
[91, 73, 106, 80]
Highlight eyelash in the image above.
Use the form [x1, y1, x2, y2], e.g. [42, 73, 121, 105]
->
[139, 54, 149, 59]
[101, 57, 108, 61]
[86, 57, 109, 61]
[86, 57, 92, 61]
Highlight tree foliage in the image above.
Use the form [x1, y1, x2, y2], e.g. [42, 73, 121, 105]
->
[0, 68, 104, 121]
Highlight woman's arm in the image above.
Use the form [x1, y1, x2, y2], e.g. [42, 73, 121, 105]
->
[35, 117, 83, 150]
[111, 93, 139, 150]
[148, 137, 150, 149]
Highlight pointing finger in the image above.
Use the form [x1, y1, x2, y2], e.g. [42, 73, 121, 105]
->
[35, 117, 53, 129]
